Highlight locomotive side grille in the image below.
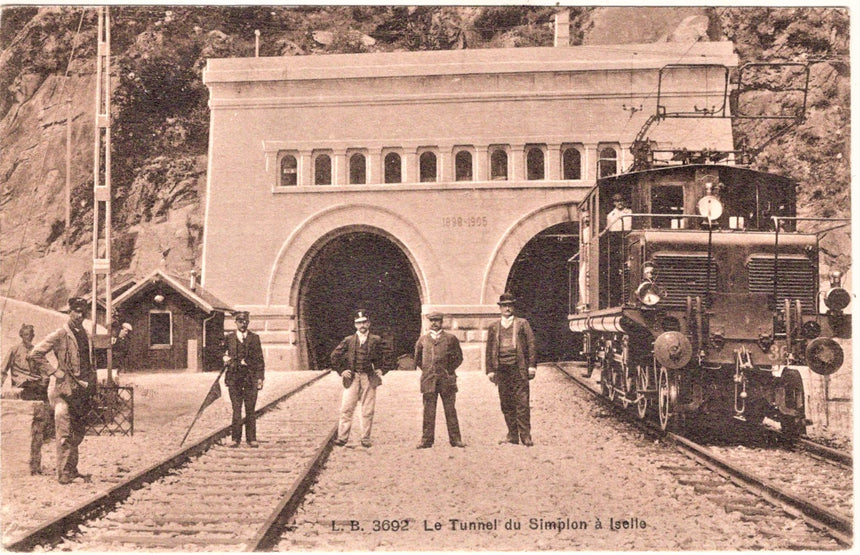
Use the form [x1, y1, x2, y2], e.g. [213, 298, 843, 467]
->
[748, 256, 816, 313]
[653, 254, 718, 309]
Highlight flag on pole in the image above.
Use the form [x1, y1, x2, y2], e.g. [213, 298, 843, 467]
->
[180, 367, 226, 446]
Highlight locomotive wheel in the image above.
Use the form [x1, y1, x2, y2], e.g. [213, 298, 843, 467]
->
[657, 365, 677, 431]
[779, 368, 807, 439]
[635, 365, 649, 420]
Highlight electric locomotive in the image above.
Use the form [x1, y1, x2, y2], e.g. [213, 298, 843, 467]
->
[568, 162, 850, 436]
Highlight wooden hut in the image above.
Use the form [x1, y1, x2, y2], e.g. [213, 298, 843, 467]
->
[113, 269, 232, 372]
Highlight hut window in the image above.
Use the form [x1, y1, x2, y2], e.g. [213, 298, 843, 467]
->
[349, 153, 366, 184]
[562, 147, 581, 180]
[419, 151, 437, 182]
[280, 154, 298, 186]
[314, 154, 332, 185]
[490, 149, 508, 180]
[455, 150, 473, 181]
[597, 145, 618, 178]
[384, 152, 402, 184]
[526, 147, 545, 180]
[149, 311, 172, 347]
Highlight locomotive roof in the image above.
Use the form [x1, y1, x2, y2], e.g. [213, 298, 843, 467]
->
[596, 163, 795, 187]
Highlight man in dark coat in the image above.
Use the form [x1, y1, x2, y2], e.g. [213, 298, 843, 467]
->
[485, 292, 537, 446]
[414, 312, 465, 448]
[223, 311, 265, 448]
[331, 309, 392, 448]
[29, 297, 97, 483]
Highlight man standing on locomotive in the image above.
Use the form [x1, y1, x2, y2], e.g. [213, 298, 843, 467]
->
[223, 311, 265, 448]
[414, 312, 465, 449]
[606, 192, 632, 231]
[485, 293, 537, 446]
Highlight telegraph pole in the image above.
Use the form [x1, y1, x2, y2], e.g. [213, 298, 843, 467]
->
[93, 6, 114, 386]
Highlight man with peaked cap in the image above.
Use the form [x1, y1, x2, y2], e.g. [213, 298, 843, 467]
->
[485, 292, 537, 446]
[29, 297, 97, 483]
[330, 309, 393, 448]
[223, 311, 265, 447]
[414, 312, 465, 448]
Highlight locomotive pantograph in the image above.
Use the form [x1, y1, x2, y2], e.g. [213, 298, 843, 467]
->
[567, 63, 850, 436]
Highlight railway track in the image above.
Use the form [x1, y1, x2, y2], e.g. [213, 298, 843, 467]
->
[554, 362, 852, 548]
[5, 371, 341, 552]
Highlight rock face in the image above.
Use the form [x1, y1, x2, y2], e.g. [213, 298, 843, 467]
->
[0, 7, 850, 309]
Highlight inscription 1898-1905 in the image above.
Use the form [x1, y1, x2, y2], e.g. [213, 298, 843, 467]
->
[442, 216, 488, 228]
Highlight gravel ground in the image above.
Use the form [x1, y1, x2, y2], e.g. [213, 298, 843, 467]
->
[284, 366, 778, 551]
[0, 370, 323, 544]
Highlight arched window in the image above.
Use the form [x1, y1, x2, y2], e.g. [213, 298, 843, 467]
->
[562, 148, 581, 180]
[384, 152, 401, 184]
[280, 154, 297, 186]
[455, 151, 473, 181]
[314, 154, 332, 185]
[419, 152, 437, 182]
[349, 153, 366, 184]
[597, 146, 617, 178]
[490, 149, 508, 181]
[526, 147, 545, 180]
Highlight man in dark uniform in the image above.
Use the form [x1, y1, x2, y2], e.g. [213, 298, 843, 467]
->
[29, 297, 97, 483]
[331, 309, 392, 448]
[223, 311, 265, 448]
[485, 292, 537, 446]
[414, 312, 465, 448]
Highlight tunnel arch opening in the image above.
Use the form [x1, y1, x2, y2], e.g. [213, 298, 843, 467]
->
[297, 231, 422, 370]
[505, 222, 581, 363]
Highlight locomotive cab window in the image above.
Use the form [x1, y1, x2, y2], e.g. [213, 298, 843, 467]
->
[650, 185, 684, 229]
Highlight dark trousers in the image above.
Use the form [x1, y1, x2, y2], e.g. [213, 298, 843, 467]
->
[496, 366, 531, 442]
[228, 377, 258, 443]
[421, 387, 461, 445]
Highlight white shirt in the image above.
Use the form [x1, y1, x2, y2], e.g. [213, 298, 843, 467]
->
[236, 330, 246, 343]
[429, 330, 442, 341]
[607, 207, 632, 231]
[500, 315, 514, 329]
[356, 331, 368, 346]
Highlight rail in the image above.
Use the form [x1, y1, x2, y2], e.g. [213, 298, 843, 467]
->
[3, 371, 332, 552]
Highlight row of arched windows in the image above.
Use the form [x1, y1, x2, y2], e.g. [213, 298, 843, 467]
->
[279, 145, 619, 187]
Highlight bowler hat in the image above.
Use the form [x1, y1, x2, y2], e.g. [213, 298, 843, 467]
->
[233, 311, 250, 321]
[497, 292, 517, 306]
[426, 311, 444, 320]
[354, 309, 370, 323]
[67, 297, 89, 314]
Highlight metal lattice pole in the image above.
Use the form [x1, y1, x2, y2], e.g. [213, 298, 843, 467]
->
[93, 7, 113, 386]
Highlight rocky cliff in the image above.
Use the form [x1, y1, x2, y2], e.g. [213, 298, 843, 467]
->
[0, 7, 850, 309]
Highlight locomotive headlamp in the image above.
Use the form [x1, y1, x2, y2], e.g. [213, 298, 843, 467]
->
[824, 287, 851, 312]
[636, 281, 665, 306]
[697, 195, 723, 222]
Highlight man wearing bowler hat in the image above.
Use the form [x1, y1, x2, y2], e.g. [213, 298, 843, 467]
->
[223, 311, 265, 448]
[414, 312, 465, 449]
[331, 309, 392, 448]
[485, 292, 537, 446]
[29, 297, 97, 483]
